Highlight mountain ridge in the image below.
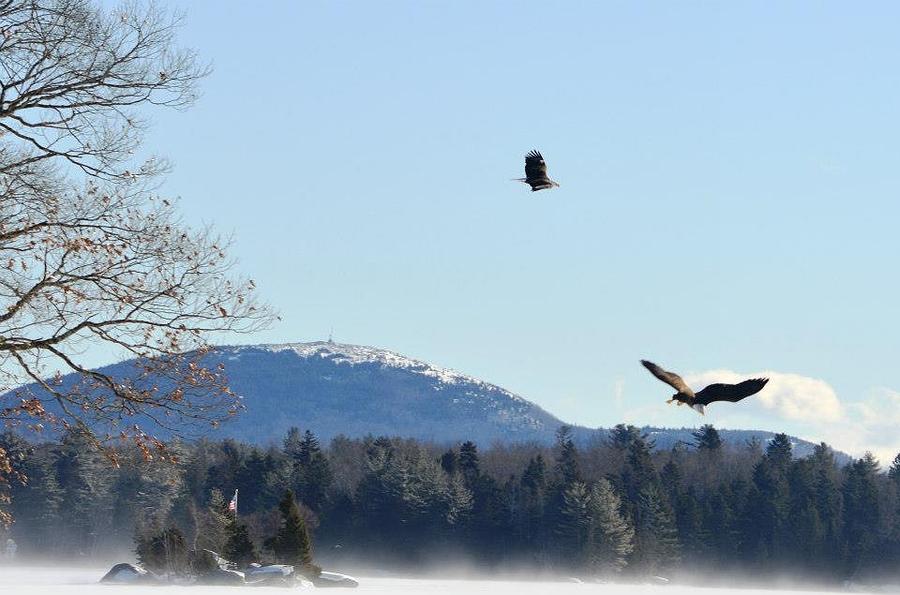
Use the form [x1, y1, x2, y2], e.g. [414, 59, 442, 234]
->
[5, 340, 839, 459]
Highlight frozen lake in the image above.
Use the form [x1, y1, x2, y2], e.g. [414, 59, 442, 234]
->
[0, 565, 888, 595]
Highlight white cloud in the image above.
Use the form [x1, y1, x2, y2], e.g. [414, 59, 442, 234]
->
[684, 369, 843, 423]
[676, 370, 900, 464]
[830, 388, 900, 465]
[851, 388, 900, 427]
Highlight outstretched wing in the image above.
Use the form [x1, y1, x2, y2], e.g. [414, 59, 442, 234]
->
[525, 150, 550, 182]
[640, 360, 693, 396]
[694, 378, 768, 405]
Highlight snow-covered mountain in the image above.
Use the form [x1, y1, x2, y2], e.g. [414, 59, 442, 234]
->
[4, 341, 834, 457]
[211, 341, 563, 444]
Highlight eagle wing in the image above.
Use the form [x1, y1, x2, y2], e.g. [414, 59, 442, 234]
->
[524, 150, 550, 183]
[694, 378, 769, 405]
[640, 360, 694, 396]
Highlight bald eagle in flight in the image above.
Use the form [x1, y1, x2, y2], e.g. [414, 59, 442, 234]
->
[516, 150, 559, 191]
[640, 360, 768, 415]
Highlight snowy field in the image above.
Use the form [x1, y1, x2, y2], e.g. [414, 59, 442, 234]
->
[0, 565, 891, 595]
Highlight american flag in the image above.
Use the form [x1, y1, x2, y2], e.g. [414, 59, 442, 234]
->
[228, 489, 238, 514]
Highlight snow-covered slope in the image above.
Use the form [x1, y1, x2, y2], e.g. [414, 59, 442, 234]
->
[256, 341, 521, 391]
[213, 341, 561, 444]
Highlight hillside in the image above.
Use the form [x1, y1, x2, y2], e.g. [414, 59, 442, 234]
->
[5, 341, 833, 457]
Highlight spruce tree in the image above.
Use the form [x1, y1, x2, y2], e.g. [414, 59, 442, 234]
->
[693, 425, 723, 451]
[196, 489, 231, 553]
[5, 440, 62, 552]
[740, 455, 788, 564]
[135, 526, 189, 576]
[889, 453, 900, 487]
[458, 441, 480, 486]
[286, 430, 332, 512]
[557, 481, 593, 568]
[283, 427, 304, 459]
[786, 458, 825, 569]
[554, 426, 582, 485]
[620, 432, 657, 516]
[224, 518, 258, 568]
[467, 472, 510, 561]
[53, 429, 114, 555]
[766, 433, 793, 471]
[517, 455, 547, 548]
[589, 479, 634, 574]
[546, 426, 583, 560]
[440, 449, 459, 475]
[810, 443, 842, 574]
[660, 459, 682, 503]
[266, 490, 314, 571]
[705, 483, 737, 564]
[444, 472, 473, 527]
[841, 453, 881, 577]
[630, 483, 680, 575]
[609, 424, 642, 450]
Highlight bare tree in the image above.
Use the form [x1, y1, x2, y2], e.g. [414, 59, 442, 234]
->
[0, 0, 275, 523]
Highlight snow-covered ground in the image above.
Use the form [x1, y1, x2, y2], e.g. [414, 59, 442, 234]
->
[0, 565, 890, 595]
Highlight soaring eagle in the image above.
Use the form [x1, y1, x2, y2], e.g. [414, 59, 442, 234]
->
[640, 360, 768, 415]
[516, 150, 559, 191]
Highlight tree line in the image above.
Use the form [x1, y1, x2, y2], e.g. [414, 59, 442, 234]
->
[1, 425, 899, 583]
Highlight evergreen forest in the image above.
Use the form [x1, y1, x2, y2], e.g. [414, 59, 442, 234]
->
[2, 425, 899, 584]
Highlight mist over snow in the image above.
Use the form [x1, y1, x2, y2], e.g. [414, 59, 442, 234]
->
[1, 565, 891, 595]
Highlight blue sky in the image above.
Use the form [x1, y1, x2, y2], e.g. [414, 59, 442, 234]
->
[127, 2, 900, 459]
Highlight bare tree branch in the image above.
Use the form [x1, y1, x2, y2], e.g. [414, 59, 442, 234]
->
[0, 1, 276, 519]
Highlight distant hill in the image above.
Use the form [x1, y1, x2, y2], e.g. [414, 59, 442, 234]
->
[4, 341, 839, 458]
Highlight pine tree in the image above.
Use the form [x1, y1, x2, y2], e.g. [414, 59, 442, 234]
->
[786, 458, 825, 569]
[444, 472, 473, 526]
[841, 453, 882, 577]
[283, 427, 304, 459]
[609, 424, 642, 450]
[810, 443, 842, 574]
[589, 479, 634, 574]
[234, 448, 277, 513]
[660, 459, 682, 503]
[196, 489, 231, 553]
[458, 441, 480, 486]
[546, 426, 583, 562]
[134, 526, 189, 576]
[889, 453, 900, 487]
[557, 481, 593, 568]
[224, 518, 258, 568]
[740, 456, 787, 564]
[53, 429, 115, 555]
[888, 452, 900, 568]
[4, 439, 62, 553]
[286, 430, 332, 512]
[620, 432, 657, 516]
[266, 490, 315, 573]
[693, 424, 723, 451]
[630, 483, 680, 575]
[766, 433, 793, 471]
[516, 455, 546, 549]
[467, 472, 510, 560]
[554, 426, 582, 485]
[705, 483, 737, 564]
[439, 449, 458, 475]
